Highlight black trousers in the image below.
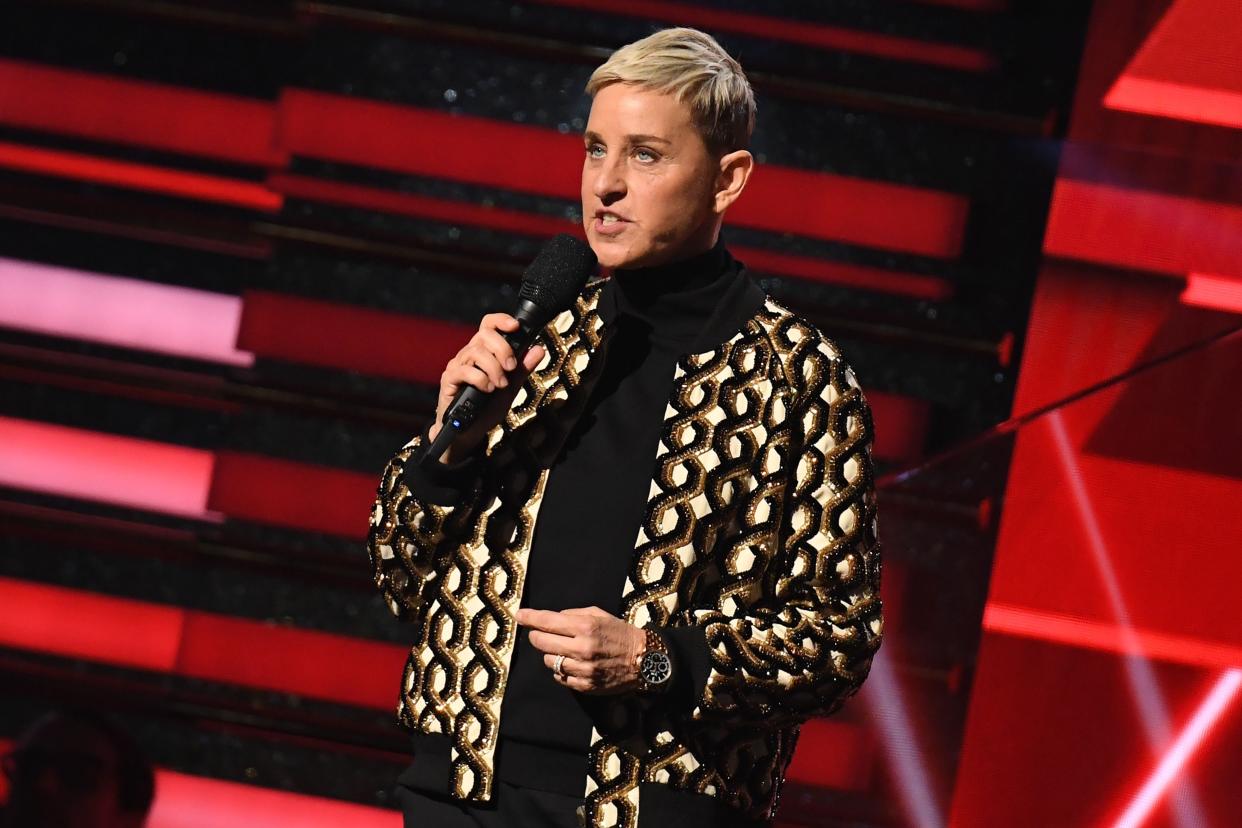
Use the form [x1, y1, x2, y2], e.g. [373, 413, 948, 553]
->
[394, 780, 584, 828]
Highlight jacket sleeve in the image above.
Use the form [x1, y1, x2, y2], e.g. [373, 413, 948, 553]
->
[671, 347, 884, 729]
[366, 427, 489, 623]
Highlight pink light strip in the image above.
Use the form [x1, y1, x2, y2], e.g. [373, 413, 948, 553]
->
[1110, 669, 1242, 828]
[148, 766, 400, 828]
[1045, 411, 1205, 827]
[1180, 272, 1242, 313]
[0, 739, 399, 828]
[863, 652, 945, 828]
[0, 417, 216, 519]
[0, 257, 254, 366]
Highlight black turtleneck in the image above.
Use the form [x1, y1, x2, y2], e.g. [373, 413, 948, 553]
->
[401, 238, 742, 799]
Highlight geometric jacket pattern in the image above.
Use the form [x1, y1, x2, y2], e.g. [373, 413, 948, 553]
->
[366, 276, 883, 827]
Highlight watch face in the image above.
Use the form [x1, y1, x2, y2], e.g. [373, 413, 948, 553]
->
[641, 651, 672, 685]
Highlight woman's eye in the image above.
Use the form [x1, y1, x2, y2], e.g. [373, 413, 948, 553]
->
[635, 148, 657, 162]
[586, 145, 605, 158]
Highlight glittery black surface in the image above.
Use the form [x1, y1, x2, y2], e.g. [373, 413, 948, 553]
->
[0, 1, 1096, 822]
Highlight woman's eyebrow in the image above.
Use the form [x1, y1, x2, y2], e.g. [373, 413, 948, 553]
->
[581, 130, 672, 145]
[624, 134, 673, 145]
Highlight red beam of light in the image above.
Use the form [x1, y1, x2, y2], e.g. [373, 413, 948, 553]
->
[236, 289, 474, 386]
[280, 91, 969, 258]
[732, 245, 954, 301]
[1180, 272, 1242, 313]
[175, 612, 405, 710]
[268, 172, 575, 239]
[0, 577, 185, 673]
[0, 58, 282, 166]
[207, 451, 376, 540]
[0, 59, 967, 256]
[0, 416, 370, 539]
[0, 140, 283, 212]
[0, 394, 920, 538]
[271, 173, 954, 300]
[524, 0, 995, 72]
[983, 603, 1242, 673]
[0, 417, 216, 520]
[0, 574, 882, 789]
[1110, 669, 1242, 828]
[1103, 0, 1242, 130]
[1044, 178, 1242, 280]
[0, 738, 401, 828]
[237, 288, 925, 464]
[0, 577, 405, 711]
[146, 769, 401, 828]
[1105, 76, 1242, 130]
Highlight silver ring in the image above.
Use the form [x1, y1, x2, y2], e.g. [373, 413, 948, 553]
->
[553, 654, 567, 677]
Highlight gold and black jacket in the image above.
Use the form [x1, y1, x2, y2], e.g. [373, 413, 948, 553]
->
[367, 272, 883, 827]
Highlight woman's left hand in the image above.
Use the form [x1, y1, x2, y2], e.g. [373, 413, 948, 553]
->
[516, 606, 646, 695]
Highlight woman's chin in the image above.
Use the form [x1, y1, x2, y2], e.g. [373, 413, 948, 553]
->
[589, 241, 642, 270]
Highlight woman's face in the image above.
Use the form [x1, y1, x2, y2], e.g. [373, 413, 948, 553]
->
[580, 83, 722, 270]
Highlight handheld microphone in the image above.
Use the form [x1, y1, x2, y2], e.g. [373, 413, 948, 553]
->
[420, 234, 597, 466]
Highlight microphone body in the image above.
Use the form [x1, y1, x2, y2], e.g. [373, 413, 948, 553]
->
[420, 234, 595, 467]
[423, 297, 542, 462]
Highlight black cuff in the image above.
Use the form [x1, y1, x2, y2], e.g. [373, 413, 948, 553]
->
[660, 624, 713, 715]
[400, 426, 486, 507]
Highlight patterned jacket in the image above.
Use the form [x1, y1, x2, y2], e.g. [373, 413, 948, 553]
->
[367, 270, 883, 827]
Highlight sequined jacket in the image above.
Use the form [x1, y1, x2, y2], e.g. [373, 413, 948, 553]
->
[366, 272, 883, 827]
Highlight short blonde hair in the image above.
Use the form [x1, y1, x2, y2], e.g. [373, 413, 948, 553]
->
[586, 27, 756, 155]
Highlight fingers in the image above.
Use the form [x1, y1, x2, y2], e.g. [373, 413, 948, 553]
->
[460, 346, 508, 391]
[516, 607, 578, 635]
[481, 312, 519, 334]
[522, 344, 546, 373]
[543, 653, 596, 693]
[476, 326, 518, 371]
[527, 628, 582, 658]
[544, 653, 581, 675]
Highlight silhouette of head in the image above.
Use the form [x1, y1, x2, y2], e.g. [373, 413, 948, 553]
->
[3, 709, 154, 828]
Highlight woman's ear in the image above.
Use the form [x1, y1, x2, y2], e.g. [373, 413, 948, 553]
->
[714, 149, 754, 215]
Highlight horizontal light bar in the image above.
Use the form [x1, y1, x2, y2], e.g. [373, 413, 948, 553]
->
[0, 58, 281, 166]
[984, 602, 1242, 671]
[1044, 178, 1242, 279]
[1180, 272, 1242, 313]
[0, 140, 282, 212]
[0, 256, 255, 366]
[0, 577, 404, 710]
[0, 417, 216, 519]
[1106, 76, 1242, 131]
[281, 91, 969, 258]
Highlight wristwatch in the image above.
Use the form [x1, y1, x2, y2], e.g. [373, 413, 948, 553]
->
[634, 627, 673, 694]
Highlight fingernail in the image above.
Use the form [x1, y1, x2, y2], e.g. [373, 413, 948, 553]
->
[506, 357, 517, 370]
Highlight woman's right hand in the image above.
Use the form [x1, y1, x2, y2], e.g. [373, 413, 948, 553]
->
[431, 312, 546, 463]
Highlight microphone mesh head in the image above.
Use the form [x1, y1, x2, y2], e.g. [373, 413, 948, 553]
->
[518, 234, 597, 320]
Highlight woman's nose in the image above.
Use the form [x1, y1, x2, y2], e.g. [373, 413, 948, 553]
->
[593, 157, 626, 201]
